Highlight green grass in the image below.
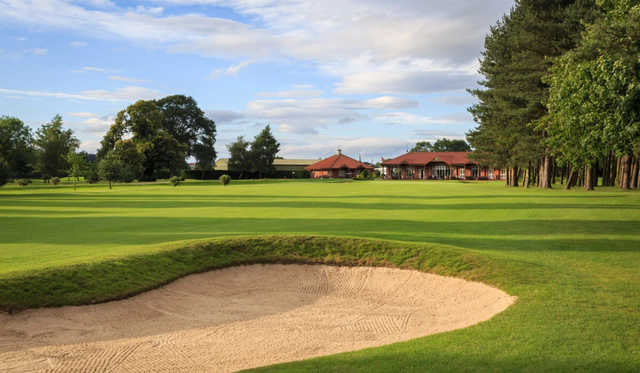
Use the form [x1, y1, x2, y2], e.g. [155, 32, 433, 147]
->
[0, 179, 638, 372]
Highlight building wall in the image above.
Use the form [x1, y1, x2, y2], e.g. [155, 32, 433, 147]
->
[384, 164, 504, 180]
[310, 169, 367, 178]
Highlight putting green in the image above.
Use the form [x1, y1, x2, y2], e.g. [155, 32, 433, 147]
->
[0, 179, 638, 372]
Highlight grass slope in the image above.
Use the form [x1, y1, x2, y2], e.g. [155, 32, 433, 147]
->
[0, 180, 638, 372]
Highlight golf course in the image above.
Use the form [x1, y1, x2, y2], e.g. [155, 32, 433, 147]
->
[0, 179, 638, 372]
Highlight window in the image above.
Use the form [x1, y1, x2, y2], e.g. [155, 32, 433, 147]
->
[431, 163, 450, 179]
[471, 166, 479, 179]
[460, 168, 465, 179]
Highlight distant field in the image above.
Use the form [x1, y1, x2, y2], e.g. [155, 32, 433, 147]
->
[0, 180, 638, 372]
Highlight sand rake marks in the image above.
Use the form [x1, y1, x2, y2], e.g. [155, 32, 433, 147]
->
[298, 267, 330, 297]
[34, 340, 146, 373]
[340, 312, 414, 337]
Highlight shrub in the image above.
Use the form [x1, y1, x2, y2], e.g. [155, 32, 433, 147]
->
[219, 174, 231, 186]
[16, 178, 31, 187]
[51, 177, 60, 185]
[169, 176, 180, 187]
[179, 169, 188, 181]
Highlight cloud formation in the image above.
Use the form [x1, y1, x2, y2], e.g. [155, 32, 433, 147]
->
[0, 0, 511, 95]
[0, 86, 161, 102]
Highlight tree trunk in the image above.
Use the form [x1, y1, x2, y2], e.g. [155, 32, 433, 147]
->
[565, 168, 575, 190]
[538, 154, 552, 189]
[108, 180, 112, 189]
[523, 167, 530, 189]
[620, 155, 631, 189]
[584, 165, 594, 191]
[510, 167, 519, 187]
[630, 157, 639, 189]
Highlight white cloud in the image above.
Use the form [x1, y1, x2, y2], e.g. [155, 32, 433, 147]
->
[108, 75, 150, 83]
[375, 111, 471, 126]
[80, 115, 114, 133]
[0, 0, 511, 94]
[69, 41, 88, 47]
[280, 136, 412, 161]
[209, 60, 253, 78]
[431, 94, 477, 106]
[79, 140, 101, 153]
[0, 86, 162, 102]
[364, 96, 418, 109]
[67, 112, 97, 118]
[135, 5, 163, 15]
[26, 48, 47, 55]
[73, 66, 111, 73]
[257, 84, 323, 98]
[72, 0, 114, 8]
[206, 109, 246, 124]
[223, 95, 422, 134]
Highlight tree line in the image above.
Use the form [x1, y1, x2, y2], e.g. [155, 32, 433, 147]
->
[0, 95, 219, 188]
[0, 94, 284, 188]
[467, 0, 639, 190]
[410, 139, 471, 153]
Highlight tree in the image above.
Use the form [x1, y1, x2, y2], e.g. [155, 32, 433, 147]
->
[250, 125, 280, 178]
[410, 141, 433, 152]
[0, 116, 35, 178]
[98, 96, 214, 181]
[193, 131, 216, 179]
[98, 152, 123, 189]
[156, 95, 217, 157]
[227, 136, 252, 178]
[431, 139, 471, 152]
[34, 115, 79, 180]
[66, 150, 87, 191]
[0, 159, 8, 187]
[112, 139, 145, 181]
[542, 0, 640, 190]
[138, 132, 187, 180]
[468, 0, 597, 188]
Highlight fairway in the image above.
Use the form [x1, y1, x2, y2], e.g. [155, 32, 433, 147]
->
[0, 180, 639, 372]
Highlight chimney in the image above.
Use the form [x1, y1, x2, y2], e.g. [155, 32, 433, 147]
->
[337, 147, 342, 155]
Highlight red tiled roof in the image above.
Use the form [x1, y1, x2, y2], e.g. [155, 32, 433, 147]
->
[305, 153, 374, 171]
[381, 152, 476, 166]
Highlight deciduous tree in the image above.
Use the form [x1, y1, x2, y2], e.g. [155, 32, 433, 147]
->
[0, 116, 35, 178]
[34, 115, 79, 179]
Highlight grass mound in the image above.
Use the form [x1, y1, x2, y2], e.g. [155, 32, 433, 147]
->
[0, 235, 500, 313]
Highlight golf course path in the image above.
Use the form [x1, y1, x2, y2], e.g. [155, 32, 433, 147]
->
[0, 264, 515, 372]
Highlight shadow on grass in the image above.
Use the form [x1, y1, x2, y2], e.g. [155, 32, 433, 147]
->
[0, 195, 637, 211]
[1, 216, 638, 252]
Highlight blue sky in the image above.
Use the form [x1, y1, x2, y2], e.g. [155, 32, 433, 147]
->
[0, 0, 514, 162]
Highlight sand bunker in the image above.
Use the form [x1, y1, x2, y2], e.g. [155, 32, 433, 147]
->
[0, 264, 515, 372]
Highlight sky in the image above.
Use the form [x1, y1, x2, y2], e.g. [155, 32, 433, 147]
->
[0, 0, 514, 162]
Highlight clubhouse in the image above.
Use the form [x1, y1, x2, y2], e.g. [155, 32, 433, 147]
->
[306, 149, 373, 178]
[381, 152, 504, 180]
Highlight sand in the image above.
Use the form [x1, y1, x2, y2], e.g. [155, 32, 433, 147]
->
[0, 264, 515, 372]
